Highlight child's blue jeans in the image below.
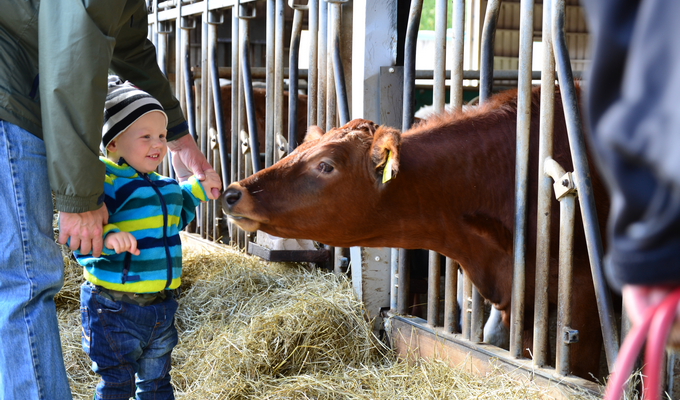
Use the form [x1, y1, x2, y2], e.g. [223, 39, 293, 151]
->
[80, 282, 179, 400]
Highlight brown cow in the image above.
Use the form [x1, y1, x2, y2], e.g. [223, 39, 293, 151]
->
[221, 85, 610, 380]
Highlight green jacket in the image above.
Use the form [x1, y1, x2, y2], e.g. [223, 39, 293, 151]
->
[0, 0, 189, 213]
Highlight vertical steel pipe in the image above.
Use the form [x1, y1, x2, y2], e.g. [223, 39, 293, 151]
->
[552, 0, 619, 370]
[478, 0, 500, 104]
[556, 192, 576, 376]
[307, 0, 319, 127]
[231, 5, 240, 184]
[288, 2, 306, 151]
[325, 6, 336, 132]
[509, 0, 533, 359]
[231, 3, 242, 246]
[274, 0, 285, 162]
[475, 0, 502, 345]
[390, 248, 399, 311]
[444, 258, 459, 334]
[240, 5, 261, 172]
[427, 251, 441, 327]
[401, 0, 423, 132]
[444, 0, 464, 337]
[175, 3, 184, 117]
[532, 0, 555, 368]
[199, 1, 210, 239]
[461, 274, 472, 340]
[433, 0, 447, 112]
[427, 0, 447, 331]
[398, 0, 422, 322]
[208, 10, 230, 196]
[396, 248, 410, 315]
[328, 0, 349, 126]
[449, 0, 464, 111]
[181, 18, 197, 143]
[265, 0, 276, 167]
[317, 0, 328, 130]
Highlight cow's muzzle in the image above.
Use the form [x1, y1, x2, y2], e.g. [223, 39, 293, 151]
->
[221, 186, 243, 214]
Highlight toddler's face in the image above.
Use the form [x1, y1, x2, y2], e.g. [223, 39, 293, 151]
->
[106, 111, 168, 173]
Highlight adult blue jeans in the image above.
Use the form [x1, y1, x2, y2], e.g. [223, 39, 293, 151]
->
[0, 120, 72, 399]
[80, 283, 178, 400]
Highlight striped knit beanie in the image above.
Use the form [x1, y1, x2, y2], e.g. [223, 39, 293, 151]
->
[102, 76, 168, 153]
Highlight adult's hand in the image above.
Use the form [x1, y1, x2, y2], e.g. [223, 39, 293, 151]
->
[58, 204, 109, 257]
[168, 134, 222, 199]
[622, 285, 680, 348]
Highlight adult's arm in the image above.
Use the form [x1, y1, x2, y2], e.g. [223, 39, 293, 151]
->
[39, 0, 130, 254]
[39, 0, 130, 212]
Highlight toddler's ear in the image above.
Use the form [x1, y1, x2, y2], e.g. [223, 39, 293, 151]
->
[106, 141, 117, 153]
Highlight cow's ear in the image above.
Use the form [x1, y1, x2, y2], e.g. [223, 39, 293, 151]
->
[370, 125, 401, 183]
[304, 126, 324, 142]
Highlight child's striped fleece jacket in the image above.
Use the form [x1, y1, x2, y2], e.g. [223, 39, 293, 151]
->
[74, 157, 207, 293]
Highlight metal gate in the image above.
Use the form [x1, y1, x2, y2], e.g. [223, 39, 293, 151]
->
[144, 0, 671, 397]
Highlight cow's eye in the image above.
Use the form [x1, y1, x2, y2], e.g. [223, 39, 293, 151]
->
[318, 162, 334, 173]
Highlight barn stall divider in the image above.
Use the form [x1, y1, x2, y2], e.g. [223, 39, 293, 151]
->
[146, 0, 680, 398]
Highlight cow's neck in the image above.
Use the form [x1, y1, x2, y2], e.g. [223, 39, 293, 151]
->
[382, 115, 518, 307]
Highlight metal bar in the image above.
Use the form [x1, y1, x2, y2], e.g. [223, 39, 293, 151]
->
[307, 0, 318, 127]
[552, 0, 619, 370]
[274, 0, 285, 161]
[426, 0, 447, 332]
[191, 67, 579, 82]
[427, 251, 441, 327]
[205, 10, 216, 241]
[433, 0, 447, 112]
[208, 11, 230, 197]
[329, 0, 349, 126]
[532, 0, 555, 369]
[390, 248, 398, 311]
[230, 3, 241, 246]
[175, 1, 184, 121]
[181, 20, 197, 143]
[317, 0, 328, 131]
[462, 274, 472, 340]
[396, 248, 410, 315]
[509, 0, 533, 359]
[444, 258, 459, 334]
[288, 5, 305, 151]
[325, 3, 336, 132]
[240, 5, 261, 172]
[265, 0, 275, 167]
[556, 192, 576, 376]
[449, 0, 464, 110]
[199, 1, 209, 239]
[478, 0, 501, 104]
[475, 0, 502, 346]
[471, 286, 484, 342]
[444, 0, 464, 338]
[401, 0, 423, 132]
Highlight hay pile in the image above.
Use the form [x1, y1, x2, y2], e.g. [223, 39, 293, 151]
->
[56, 239, 605, 399]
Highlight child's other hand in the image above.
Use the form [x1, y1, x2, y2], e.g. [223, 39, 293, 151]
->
[104, 232, 140, 255]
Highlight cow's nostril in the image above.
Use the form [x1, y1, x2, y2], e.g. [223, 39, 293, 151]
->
[223, 188, 243, 207]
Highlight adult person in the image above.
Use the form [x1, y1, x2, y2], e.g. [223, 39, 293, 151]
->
[580, 0, 680, 346]
[0, 1, 222, 399]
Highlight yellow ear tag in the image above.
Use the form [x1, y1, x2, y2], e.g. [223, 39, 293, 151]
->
[382, 150, 394, 184]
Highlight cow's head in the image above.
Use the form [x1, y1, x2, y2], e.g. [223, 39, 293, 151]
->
[221, 118, 401, 245]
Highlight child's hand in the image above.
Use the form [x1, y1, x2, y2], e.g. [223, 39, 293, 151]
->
[104, 232, 140, 255]
[199, 172, 222, 201]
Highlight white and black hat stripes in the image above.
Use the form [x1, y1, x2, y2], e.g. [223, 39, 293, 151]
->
[102, 76, 168, 152]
